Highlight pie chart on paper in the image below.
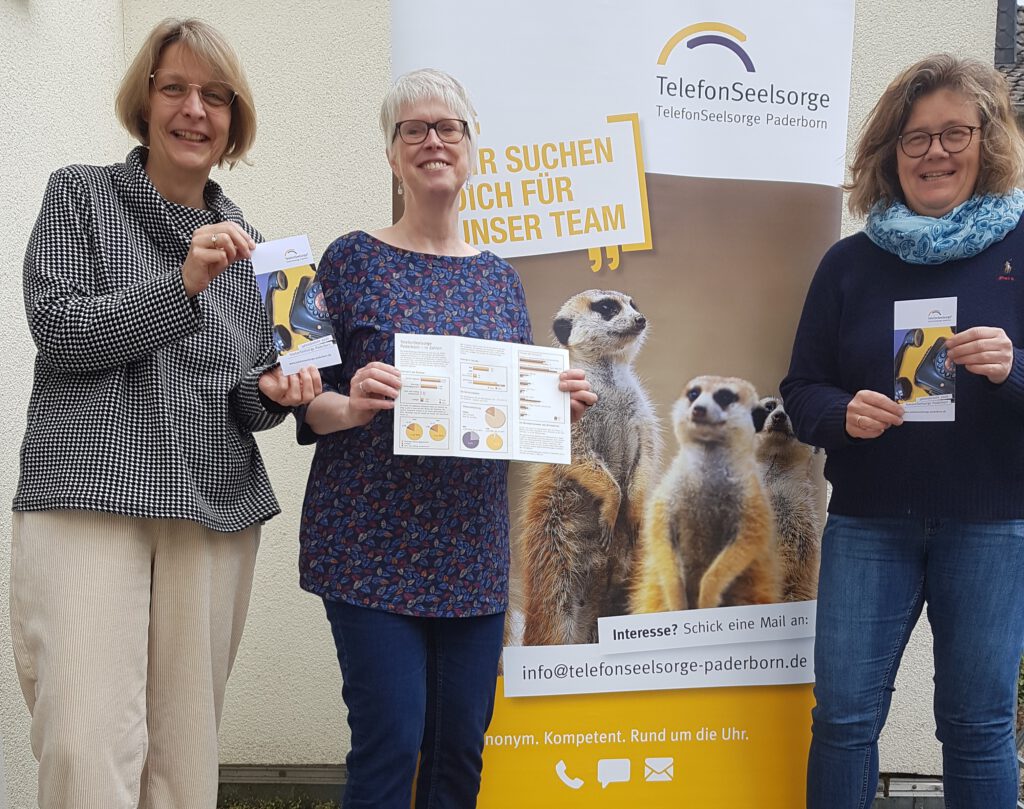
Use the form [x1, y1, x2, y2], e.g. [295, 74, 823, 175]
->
[405, 423, 424, 441]
[485, 407, 507, 428]
[486, 434, 503, 451]
[462, 431, 480, 449]
[429, 423, 447, 441]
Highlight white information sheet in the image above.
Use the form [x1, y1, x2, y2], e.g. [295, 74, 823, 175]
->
[893, 297, 956, 422]
[394, 333, 571, 464]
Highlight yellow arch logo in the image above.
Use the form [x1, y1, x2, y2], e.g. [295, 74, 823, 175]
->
[657, 22, 751, 68]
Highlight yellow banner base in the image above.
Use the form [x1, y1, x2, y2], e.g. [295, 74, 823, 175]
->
[480, 679, 814, 807]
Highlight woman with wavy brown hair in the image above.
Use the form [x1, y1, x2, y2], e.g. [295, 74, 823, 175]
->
[782, 54, 1024, 808]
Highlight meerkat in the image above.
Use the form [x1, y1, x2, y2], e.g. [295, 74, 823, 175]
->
[519, 290, 659, 646]
[756, 396, 822, 602]
[631, 375, 779, 613]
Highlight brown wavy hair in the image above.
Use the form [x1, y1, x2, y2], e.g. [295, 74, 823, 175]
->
[846, 54, 1024, 216]
[115, 18, 256, 169]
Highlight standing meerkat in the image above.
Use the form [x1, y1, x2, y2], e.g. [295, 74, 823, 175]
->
[519, 290, 659, 645]
[756, 396, 822, 602]
[632, 375, 779, 613]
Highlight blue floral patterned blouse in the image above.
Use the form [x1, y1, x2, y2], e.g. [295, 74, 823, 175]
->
[296, 231, 533, 617]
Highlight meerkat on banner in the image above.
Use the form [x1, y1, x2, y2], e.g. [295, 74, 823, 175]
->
[632, 375, 779, 613]
[756, 396, 822, 602]
[520, 290, 659, 645]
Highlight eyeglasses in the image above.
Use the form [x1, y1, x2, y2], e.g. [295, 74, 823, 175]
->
[150, 70, 236, 109]
[897, 125, 981, 158]
[393, 119, 468, 145]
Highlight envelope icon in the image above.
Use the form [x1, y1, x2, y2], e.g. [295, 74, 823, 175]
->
[645, 756, 674, 782]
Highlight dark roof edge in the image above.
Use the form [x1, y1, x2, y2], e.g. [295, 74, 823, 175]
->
[996, 0, 1019, 65]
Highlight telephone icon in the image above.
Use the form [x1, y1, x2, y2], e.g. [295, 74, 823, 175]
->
[555, 759, 584, 789]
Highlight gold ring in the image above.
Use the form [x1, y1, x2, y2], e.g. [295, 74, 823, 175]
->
[856, 415, 866, 429]
[210, 233, 219, 246]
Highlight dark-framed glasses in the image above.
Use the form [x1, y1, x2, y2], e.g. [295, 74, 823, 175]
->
[394, 119, 468, 145]
[150, 70, 236, 109]
[897, 125, 981, 158]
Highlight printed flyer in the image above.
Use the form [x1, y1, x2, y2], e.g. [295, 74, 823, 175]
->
[393, 334, 571, 463]
[251, 235, 341, 375]
[392, 1, 853, 805]
[893, 297, 957, 421]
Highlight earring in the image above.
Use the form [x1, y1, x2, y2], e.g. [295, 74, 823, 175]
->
[397, 181, 404, 196]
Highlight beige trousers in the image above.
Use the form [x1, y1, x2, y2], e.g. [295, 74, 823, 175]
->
[9, 510, 260, 809]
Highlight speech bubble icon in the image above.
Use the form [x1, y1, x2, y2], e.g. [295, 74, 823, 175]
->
[597, 758, 630, 788]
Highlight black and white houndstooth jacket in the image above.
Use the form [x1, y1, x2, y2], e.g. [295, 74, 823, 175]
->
[14, 146, 286, 532]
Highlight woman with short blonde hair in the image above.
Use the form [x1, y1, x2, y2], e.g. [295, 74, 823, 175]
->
[115, 17, 257, 168]
[11, 17, 318, 809]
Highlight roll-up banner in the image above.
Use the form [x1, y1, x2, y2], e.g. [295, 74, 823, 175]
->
[392, 2, 853, 805]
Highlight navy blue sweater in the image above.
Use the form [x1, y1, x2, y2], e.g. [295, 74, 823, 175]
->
[780, 220, 1024, 519]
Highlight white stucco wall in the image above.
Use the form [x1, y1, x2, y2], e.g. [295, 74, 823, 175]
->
[1, 732, 8, 809]
[0, 1, 997, 806]
[1, 3, 131, 804]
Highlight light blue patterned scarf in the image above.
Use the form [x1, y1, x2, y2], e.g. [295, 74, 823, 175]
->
[865, 190, 1024, 265]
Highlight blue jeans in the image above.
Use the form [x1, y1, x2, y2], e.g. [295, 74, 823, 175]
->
[323, 599, 504, 809]
[807, 515, 1024, 809]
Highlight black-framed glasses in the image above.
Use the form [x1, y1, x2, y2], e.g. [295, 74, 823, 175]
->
[897, 125, 981, 158]
[393, 119, 468, 145]
[150, 70, 236, 109]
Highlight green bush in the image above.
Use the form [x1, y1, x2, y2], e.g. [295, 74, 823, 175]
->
[1018, 655, 1024, 737]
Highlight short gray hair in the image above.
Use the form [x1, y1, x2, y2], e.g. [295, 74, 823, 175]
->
[379, 68, 478, 169]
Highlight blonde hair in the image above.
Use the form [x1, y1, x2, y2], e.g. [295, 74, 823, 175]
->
[379, 68, 478, 171]
[115, 18, 256, 168]
[847, 54, 1024, 216]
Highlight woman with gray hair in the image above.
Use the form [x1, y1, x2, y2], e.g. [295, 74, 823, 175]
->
[295, 68, 595, 808]
[782, 54, 1024, 808]
[12, 17, 319, 809]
